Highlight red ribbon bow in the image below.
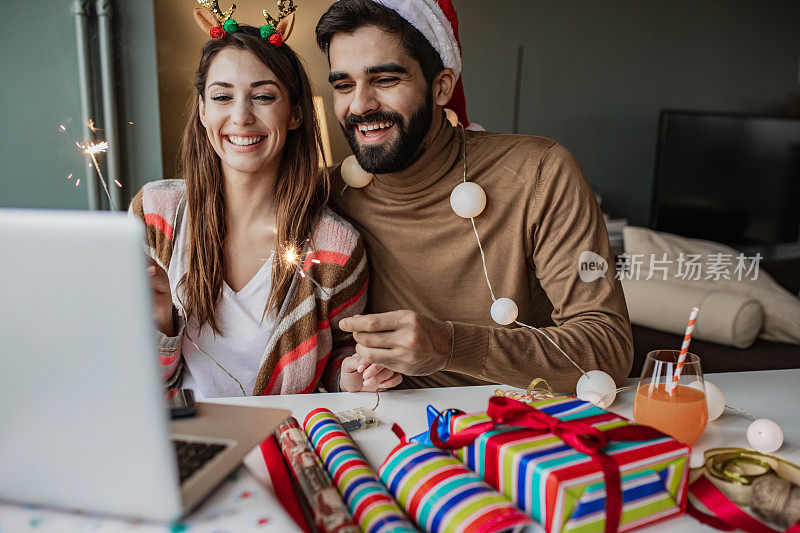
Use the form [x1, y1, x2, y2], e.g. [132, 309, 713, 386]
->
[429, 396, 667, 533]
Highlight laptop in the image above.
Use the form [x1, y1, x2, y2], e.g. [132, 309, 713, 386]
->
[0, 209, 290, 522]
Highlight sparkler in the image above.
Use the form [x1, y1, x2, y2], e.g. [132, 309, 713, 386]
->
[75, 140, 117, 211]
[281, 243, 329, 296]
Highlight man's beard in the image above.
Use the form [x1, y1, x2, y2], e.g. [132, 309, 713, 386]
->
[341, 95, 433, 175]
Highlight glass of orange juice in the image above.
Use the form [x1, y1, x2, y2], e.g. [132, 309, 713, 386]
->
[633, 350, 708, 445]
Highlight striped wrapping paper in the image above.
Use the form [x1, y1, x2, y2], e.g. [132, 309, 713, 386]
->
[449, 396, 691, 533]
[303, 408, 417, 533]
[276, 417, 360, 533]
[380, 439, 537, 533]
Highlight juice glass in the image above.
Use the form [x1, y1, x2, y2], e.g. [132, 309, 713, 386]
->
[633, 350, 708, 445]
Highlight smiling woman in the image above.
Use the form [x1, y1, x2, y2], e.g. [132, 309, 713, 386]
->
[199, 49, 300, 179]
[128, 23, 401, 398]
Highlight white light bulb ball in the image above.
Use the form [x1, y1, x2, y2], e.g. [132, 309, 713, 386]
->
[341, 155, 373, 188]
[450, 182, 486, 218]
[490, 298, 518, 325]
[576, 370, 616, 408]
[444, 108, 459, 127]
[577, 390, 614, 409]
[688, 381, 726, 422]
[747, 419, 784, 454]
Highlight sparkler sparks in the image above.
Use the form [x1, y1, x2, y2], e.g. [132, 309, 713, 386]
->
[283, 245, 300, 265]
[76, 140, 117, 211]
[59, 124, 66, 132]
[281, 243, 329, 296]
[83, 141, 109, 155]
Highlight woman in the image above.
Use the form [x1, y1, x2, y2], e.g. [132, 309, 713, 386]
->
[130, 25, 401, 397]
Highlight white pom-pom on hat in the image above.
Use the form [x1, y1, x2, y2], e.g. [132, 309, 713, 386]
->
[372, 0, 462, 78]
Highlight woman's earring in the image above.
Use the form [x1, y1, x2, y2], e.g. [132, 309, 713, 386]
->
[341, 155, 373, 188]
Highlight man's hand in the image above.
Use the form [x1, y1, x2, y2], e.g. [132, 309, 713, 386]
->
[339, 355, 403, 392]
[339, 311, 453, 376]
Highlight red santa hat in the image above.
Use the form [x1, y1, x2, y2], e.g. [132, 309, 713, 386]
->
[372, 0, 470, 127]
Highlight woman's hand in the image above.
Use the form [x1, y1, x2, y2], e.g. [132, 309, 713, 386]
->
[148, 261, 175, 336]
[339, 354, 403, 392]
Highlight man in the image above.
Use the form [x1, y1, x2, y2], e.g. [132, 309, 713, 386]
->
[316, 0, 633, 391]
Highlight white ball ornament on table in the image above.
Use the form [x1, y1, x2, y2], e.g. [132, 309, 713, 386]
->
[747, 419, 784, 454]
[688, 381, 726, 422]
[340, 155, 373, 188]
[450, 182, 486, 218]
[490, 298, 518, 326]
[578, 390, 603, 408]
[576, 370, 617, 409]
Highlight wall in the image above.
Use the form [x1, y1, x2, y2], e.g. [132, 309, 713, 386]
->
[10, 1, 794, 225]
[0, 1, 89, 209]
[115, 0, 166, 199]
[456, 0, 800, 226]
[0, 0, 163, 210]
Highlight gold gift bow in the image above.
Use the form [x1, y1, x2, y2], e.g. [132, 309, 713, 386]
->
[691, 447, 800, 506]
[494, 378, 555, 403]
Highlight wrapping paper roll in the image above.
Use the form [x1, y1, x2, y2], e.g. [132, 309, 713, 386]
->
[380, 439, 536, 533]
[304, 408, 417, 533]
[276, 417, 360, 533]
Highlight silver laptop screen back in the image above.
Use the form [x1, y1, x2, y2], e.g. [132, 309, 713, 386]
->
[0, 209, 182, 521]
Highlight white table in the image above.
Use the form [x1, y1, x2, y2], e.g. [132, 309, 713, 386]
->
[4, 369, 797, 532]
[213, 368, 800, 532]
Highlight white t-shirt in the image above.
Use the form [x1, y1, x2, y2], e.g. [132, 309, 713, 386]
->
[168, 209, 277, 398]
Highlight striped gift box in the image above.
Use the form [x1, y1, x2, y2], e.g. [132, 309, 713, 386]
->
[379, 439, 537, 533]
[450, 396, 691, 533]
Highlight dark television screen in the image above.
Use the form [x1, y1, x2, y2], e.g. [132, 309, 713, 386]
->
[652, 110, 800, 248]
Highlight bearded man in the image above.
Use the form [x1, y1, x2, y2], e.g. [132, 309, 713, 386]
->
[316, 0, 633, 392]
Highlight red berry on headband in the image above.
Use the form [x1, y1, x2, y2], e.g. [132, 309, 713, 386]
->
[269, 33, 282, 46]
[210, 26, 225, 39]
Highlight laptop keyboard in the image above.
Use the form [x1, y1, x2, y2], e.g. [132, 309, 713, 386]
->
[172, 439, 228, 484]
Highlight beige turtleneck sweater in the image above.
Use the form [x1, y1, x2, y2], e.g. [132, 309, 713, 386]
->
[330, 116, 633, 392]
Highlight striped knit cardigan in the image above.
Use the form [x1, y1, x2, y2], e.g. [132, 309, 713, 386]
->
[129, 179, 367, 395]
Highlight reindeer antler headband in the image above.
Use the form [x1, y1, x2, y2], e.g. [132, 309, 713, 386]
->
[192, 0, 296, 46]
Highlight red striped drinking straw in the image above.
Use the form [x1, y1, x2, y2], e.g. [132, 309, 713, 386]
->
[669, 307, 700, 395]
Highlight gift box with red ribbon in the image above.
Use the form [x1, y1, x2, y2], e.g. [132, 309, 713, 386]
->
[428, 395, 692, 533]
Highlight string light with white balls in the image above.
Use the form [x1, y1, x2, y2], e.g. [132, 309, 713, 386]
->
[339, 109, 783, 454]
[340, 109, 617, 407]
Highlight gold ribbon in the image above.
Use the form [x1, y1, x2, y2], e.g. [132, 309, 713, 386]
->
[494, 378, 556, 404]
[692, 447, 800, 506]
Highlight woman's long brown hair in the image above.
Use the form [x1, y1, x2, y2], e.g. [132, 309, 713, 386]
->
[178, 26, 329, 335]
